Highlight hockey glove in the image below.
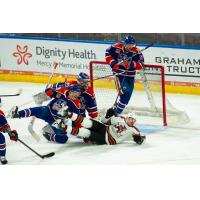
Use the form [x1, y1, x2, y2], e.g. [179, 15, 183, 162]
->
[8, 130, 18, 141]
[133, 135, 146, 145]
[58, 105, 69, 118]
[105, 108, 117, 119]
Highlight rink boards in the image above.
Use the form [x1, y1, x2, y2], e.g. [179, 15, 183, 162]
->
[1, 69, 200, 95]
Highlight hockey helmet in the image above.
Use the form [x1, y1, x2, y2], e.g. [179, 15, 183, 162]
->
[77, 72, 89, 83]
[124, 36, 136, 45]
[68, 85, 81, 93]
[127, 112, 136, 119]
[126, 112, 136, 127]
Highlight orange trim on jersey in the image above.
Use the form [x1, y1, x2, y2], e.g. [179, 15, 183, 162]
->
[0, 110, 5, 117]
[113, 43, 123, 49]
[131, 47, 140, 53]
[134, 62, 142, 70]
[105, 55, 115, 65]
[115, 76, 123, 96]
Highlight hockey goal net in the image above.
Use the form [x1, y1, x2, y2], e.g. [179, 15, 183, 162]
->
[89, 61, 190, 126]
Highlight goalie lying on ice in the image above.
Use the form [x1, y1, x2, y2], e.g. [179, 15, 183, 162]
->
[44, 107, 146, 145]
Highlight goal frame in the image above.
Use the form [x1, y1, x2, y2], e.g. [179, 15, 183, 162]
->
[89, 61, 167, 126]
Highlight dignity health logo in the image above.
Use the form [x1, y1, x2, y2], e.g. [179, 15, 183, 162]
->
[12, 45, 32, 65]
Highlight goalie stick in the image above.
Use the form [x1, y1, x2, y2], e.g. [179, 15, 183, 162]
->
[0, 89, 22, 97]
[28, 62, 59, 142]
[18, 138, 55, 159]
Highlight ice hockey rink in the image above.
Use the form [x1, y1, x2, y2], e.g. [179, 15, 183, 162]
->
[1, 81, 200, 165]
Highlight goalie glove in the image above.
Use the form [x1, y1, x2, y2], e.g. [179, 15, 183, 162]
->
[132, 135, 146, 145]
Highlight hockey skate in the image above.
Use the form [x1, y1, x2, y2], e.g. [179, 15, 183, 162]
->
[0, 156, 8, 165]
[7, 106, 19, 118]
[42, 131, 53, 141]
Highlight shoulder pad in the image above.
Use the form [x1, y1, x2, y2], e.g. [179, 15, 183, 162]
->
[131, 47, 141, 53]
[113, 43, 123, 49]
[69, 80, 78, 85]
[85, 86, 95, 96]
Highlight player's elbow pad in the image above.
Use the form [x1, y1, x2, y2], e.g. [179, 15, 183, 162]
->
[45, 88, 57, 98]
[135, 62, 143, 70]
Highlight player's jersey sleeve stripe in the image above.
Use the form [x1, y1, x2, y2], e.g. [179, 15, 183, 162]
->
[0, 143, 6, 151]
[71, 127, 79, 136]
[106, 126, 117, 145]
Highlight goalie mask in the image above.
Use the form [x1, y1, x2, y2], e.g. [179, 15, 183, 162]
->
[77, 72, 89, 90]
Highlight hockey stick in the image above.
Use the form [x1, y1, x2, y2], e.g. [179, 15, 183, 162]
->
[114, 43, 154, 107]
[18, 138, 55, 159]
[0, 89, 22, 97]
[28, 62, 59, 142]
[91, 43, 154, 82]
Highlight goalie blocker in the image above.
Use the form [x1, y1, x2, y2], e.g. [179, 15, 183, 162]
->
[59, 107, 146, 145]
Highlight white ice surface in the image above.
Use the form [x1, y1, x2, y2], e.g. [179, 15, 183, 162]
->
[1, 81, 200, 165]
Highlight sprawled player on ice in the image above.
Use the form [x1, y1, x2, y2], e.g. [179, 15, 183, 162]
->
[51, 106, 146, 145]
[8, 85, 81, 144]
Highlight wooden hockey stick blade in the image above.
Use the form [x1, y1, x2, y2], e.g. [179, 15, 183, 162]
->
[41, 152, 55, 158]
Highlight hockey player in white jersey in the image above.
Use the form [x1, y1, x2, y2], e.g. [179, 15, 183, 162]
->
[56, 107, 146, 145]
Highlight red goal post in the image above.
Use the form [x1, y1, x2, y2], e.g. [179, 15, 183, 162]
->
[89, 61, 190, 126]
[89, 61, 167, 126]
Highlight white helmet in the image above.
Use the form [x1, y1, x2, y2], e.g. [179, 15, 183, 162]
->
[126, 112, 136, 119]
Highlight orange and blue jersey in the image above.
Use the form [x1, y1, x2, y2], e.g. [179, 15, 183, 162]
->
[105, 43, 144, 77]
[46, 88, 81, 120]
[47, 80, 98, 118]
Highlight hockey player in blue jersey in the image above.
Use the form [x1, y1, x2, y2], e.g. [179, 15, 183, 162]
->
[0, 98, 18, 164]
[105, 35, 144, 114]
[34, 72, 98, 119]
[9, 85, 81, 144]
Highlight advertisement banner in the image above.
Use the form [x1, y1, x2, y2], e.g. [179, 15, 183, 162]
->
[0, 36, 200, 87]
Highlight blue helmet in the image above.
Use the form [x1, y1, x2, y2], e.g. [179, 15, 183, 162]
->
[77, 72, 89, 83]
[124, 36, 136, 45]
[68, 85, 81, 93]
